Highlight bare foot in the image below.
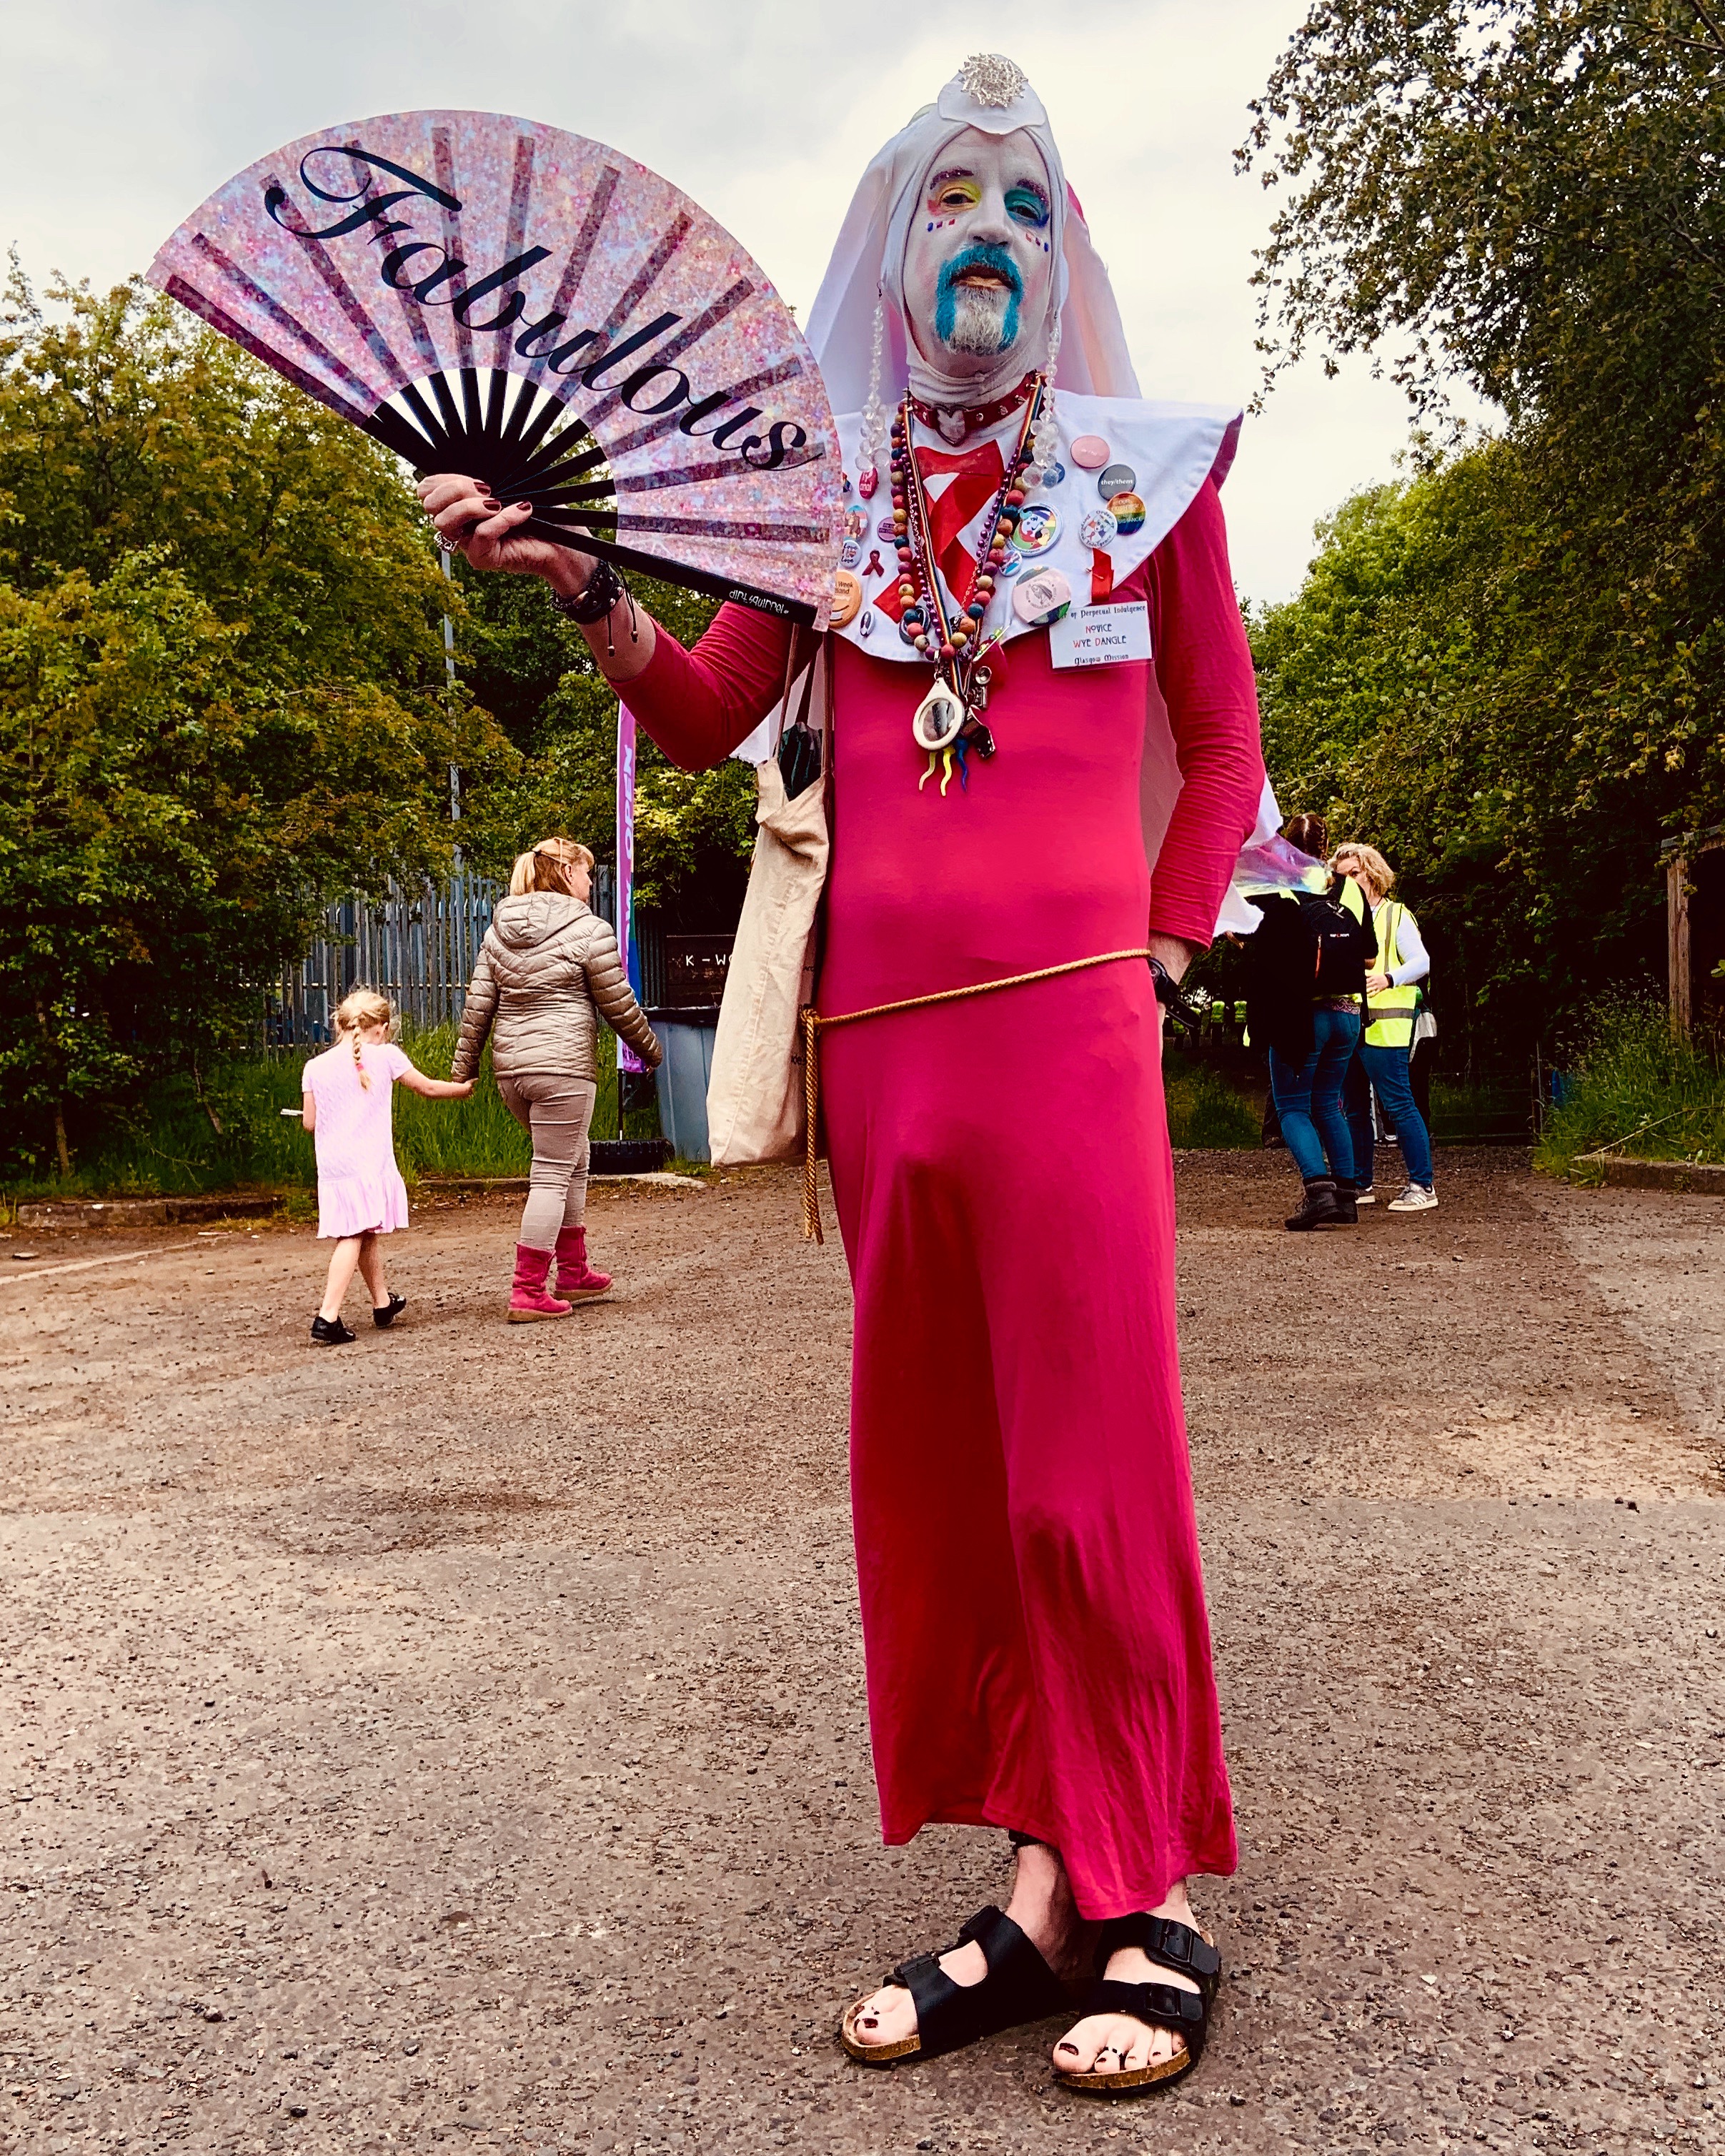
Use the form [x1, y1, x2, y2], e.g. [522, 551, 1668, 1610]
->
[847, 1842, 1085, 2051]
[1052, 1878, 1203, 2079]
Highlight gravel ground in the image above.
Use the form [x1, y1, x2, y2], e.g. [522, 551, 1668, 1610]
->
[1, 1151, 1721, 2156]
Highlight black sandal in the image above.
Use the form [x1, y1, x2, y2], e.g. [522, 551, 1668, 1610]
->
[840, 1904, 1066, 2066]
[1053, 1913, 1221, 2098]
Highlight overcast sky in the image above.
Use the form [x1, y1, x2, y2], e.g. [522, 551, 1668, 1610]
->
[0, 0, 1464, 605]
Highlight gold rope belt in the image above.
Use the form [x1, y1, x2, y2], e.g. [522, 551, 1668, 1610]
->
[797, 946, 1155, 1242]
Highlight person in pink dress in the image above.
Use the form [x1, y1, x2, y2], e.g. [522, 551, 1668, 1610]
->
[421, 54, 1273, 2100]
[301, 988, 473, 1345]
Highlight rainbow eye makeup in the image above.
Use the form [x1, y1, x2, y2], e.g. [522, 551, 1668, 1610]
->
[927, 170, 983, 216]
[1005, 184, 1050, 229]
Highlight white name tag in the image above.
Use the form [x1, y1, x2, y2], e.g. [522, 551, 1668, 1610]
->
[1047, 600, 1153, 670]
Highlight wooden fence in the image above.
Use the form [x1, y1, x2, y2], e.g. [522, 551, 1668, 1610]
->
[266, 865, 630, 1045]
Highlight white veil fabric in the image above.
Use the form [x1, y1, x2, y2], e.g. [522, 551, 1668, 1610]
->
[804, 57, 1140, 416]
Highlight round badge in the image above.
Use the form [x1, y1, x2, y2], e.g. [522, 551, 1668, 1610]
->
[858, 610, 875, 637]
[1070, 434, 1110, 470]
[1013, 502, 1060, 555]
[1108, 491, 1146, 537]
[1098, 462, 1136, 499]
[844, 506, 869, 540]
[877, 516, 900, 542]
[830, 570, 862, 627]
[1041, 458, 1067, 488]
[1079, 508, 1118, 550]
[838, 539, 862, 570]
[1012, 567, 1073, 627]
[995, 548, 1025, 580]
[899, 611, 924, 646]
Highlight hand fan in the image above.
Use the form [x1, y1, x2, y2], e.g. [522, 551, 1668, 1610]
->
[149, 111, 842, 626]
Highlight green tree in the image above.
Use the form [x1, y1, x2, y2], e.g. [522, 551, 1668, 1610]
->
[0, 268, 508, 1173]
[1241, 2, 1725, 1045]
[451, 552, 760, 930]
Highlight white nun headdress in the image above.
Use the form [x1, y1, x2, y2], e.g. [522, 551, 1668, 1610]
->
[804, 52, 1141, 422]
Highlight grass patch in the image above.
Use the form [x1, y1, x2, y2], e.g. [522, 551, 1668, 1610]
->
[2, 1022, 663, 1202]
[1163, 1054, 1261, 1149]
[1534, 998, 1725, 1180]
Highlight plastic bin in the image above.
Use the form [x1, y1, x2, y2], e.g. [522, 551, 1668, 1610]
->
[645, 1005, 720, 1162]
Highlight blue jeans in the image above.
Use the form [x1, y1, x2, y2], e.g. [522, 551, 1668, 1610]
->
[1347, 1040, 1434, 1187]
[1268, 1008, 1360, 1183]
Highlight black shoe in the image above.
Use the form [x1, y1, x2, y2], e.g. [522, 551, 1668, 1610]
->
[1054, 1913, 1220, 2097]
[1284, 1179, 1340, 1231]
[310, 1314, 356, 1344]
[1331, 1181, 1359, 1226]
[840, 1904, 1066, 2067]
[372, 1293, 407, 1329]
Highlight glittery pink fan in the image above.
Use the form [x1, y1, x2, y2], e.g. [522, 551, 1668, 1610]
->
[149, 111, 842, 625]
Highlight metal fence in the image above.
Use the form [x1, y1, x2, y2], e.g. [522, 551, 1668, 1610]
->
[265, 865, 640, 1045]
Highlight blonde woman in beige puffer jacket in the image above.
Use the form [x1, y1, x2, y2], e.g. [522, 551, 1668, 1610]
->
[452, 837, 660, 1321]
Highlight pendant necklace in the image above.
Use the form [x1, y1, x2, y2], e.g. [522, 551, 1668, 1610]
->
[891, 379, 1045, 795]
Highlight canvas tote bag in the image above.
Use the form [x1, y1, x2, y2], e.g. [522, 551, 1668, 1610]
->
[706, 645, 830, 1165]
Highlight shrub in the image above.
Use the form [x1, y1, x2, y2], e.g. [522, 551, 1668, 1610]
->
[1534, 998, 1725, 1179]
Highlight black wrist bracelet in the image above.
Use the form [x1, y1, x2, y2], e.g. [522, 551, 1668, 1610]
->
[552, 558, 627, 625]
[1147, 956, 1184, 1009]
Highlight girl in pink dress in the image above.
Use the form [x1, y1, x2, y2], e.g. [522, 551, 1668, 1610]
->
[301, 989, 473, 1345]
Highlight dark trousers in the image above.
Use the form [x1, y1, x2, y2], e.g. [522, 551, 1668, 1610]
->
[1268, 1009, 1361, 1183]
[1346, 1040, 1435, 1187]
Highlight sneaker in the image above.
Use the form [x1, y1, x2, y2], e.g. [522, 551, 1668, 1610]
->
[310, 1313, 356, 1344]
[1355, 1185, 1377, 1206]
[1388, 1183, 1438, 1213]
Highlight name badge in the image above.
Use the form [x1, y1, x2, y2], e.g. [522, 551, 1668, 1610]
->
[1047, 600, 1153, 670]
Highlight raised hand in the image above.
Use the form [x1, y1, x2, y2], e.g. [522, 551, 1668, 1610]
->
[417, 474, 593, 594]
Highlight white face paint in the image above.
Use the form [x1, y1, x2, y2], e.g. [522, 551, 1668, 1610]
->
[901, 126, 1056, 384]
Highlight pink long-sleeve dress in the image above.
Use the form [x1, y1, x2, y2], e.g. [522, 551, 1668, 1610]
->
[624, 475, 1263, 1917]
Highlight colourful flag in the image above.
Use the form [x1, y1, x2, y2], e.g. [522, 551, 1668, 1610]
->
[616, 705, 645, 1075]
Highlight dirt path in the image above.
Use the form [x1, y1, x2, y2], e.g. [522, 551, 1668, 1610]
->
[1, 1153, 1720, 2154]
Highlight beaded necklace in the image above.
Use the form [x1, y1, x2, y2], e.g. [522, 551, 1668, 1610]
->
[891, 378, 1045, 795]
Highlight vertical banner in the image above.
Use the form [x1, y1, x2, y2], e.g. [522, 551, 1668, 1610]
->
[615, 703, 645, 1075]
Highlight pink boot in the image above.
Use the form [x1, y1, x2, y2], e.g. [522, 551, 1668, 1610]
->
[508, 1243, 571, 1323]
[552, 1224, 612, 1302]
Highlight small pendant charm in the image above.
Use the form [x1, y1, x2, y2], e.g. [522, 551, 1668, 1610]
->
[960, 713, 997, 761]
[912, 677, 967, 755]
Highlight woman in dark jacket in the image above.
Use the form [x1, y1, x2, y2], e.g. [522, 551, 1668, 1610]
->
[1245, 815, 1371, 1231]
[452, 838, 660, 1320]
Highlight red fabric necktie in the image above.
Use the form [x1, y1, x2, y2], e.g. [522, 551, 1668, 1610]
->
[913, 439, 1006, 600]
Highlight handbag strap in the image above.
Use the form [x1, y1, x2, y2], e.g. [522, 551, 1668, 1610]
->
[775, 636, 821, 799]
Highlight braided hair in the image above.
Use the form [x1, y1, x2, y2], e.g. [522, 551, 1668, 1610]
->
[332, 988, 393, 1091]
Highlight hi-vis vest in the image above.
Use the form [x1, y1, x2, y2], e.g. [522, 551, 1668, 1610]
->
[1364, 901, 1420, 1048]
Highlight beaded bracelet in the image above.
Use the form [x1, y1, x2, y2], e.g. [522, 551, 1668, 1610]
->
[550, 557, 627, 625]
